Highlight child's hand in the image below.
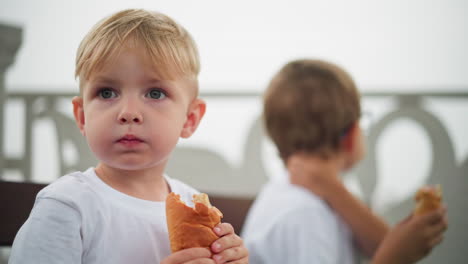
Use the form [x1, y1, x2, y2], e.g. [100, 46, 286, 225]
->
[373, 206, 448, 264]
[210, 223, 249, 264]
[161, 248, 215, 264]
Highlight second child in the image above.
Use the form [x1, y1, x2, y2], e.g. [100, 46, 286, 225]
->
[242, 59, 447, 264]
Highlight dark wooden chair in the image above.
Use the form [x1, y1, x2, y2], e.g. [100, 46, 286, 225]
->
[0, 181, 253, 247]
[0, 181, 48, 246]
[209, 195, 254, 235]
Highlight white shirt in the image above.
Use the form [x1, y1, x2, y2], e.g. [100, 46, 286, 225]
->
[241, 179, 357, 264]
[9, 168, 198, 264]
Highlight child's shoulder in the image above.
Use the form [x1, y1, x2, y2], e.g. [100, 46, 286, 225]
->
[36, 168, 99, 206]
[258, 181, 337, 221]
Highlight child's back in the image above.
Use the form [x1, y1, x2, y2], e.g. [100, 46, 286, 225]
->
[242, 59, 447, 264]
[243, 179, 357, 263]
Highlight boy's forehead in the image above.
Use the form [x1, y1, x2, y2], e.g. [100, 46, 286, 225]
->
[88, 44, 185, 79]
[78, 37, 199, 97]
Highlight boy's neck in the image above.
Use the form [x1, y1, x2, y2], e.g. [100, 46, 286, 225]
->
[95, 163, 170, 202]
[286, 153, 344, 199]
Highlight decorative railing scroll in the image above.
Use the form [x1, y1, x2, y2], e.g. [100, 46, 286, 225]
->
[1, 93, 98, 181]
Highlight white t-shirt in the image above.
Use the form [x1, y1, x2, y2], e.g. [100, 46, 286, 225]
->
[9, 168, 199, 264]
[241, 178, 357, 264]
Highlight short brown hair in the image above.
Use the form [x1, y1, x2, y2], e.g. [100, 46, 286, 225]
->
[263, 59, 361, 162]
[75, 9, 200, 93]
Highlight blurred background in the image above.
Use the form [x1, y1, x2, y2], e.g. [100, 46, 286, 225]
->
[1, 0, 467, 263]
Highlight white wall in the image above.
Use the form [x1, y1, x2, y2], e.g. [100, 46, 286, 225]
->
[1, 0, 468, 92]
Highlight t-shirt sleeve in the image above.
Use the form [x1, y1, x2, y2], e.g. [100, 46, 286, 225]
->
[9, 197, 82, 264]
[252, 208, 339, 264]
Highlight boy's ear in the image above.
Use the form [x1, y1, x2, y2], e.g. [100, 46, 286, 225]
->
[341, 121, 366, 168]
[341, 122, 359, 153]
[180, 99, 206, 138]
[72, 96, 86, 136]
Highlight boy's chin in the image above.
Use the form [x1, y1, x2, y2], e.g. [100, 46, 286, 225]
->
[118, 164, 157, 171]
[100, 160, 161, 172]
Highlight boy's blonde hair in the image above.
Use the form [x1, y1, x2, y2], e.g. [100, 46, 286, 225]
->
[75, 9, 200, 93]
[263, 59, 361, 162]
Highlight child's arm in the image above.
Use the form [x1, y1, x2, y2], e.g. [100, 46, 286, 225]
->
[371, 207, 447, 264]
[9, 198, 82, 263]
[287, 155, 389, 257]
[325, 180, 389, 257]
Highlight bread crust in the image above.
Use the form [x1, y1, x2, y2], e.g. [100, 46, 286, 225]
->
[166, 192, 223, 252]
[414, 185, 442, 215]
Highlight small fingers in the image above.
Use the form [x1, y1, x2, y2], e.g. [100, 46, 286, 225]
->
[211, 223, 247, 263]
[162, 248, 212, 264]
[429, 235, 444, 248]
[225, 256, 249, 264]
[211, 233, 242, 253]
[228, 257, 249, 264]
[185, 259, 216, 264]
[427, 215, 448, 238]
[214, 223, 235, 237]
[212, 246, 249, 264]
[418, 206, 446, 226]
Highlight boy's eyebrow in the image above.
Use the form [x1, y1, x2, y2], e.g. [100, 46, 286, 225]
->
[145, 76, 184, 88]
[90, 75, 171, 87]
[145, 78, 164, 85]
[90, 76, 119, 85]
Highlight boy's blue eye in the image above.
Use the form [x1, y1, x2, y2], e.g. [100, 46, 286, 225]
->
[147, 89, 166, 99]
[99, 88, 117, 99]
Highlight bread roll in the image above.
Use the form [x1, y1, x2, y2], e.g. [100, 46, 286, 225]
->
[414, 185, 442, 216]
[166, 192, 223, 252]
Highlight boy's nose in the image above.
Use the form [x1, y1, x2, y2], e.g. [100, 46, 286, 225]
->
[119, 114, 142, 124]
[118, 109, 143, 124]
[117, 97, 144, 124]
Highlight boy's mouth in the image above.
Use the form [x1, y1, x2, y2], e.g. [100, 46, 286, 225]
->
[117, 134, 144, 144]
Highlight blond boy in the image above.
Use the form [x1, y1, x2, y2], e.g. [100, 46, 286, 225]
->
[242, 59, 447, 264]
[10, 9, 248, 264]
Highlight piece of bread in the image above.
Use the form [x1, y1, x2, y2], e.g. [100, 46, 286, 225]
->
[414, 185, 442, 215]
[166, 192, 223, 252]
